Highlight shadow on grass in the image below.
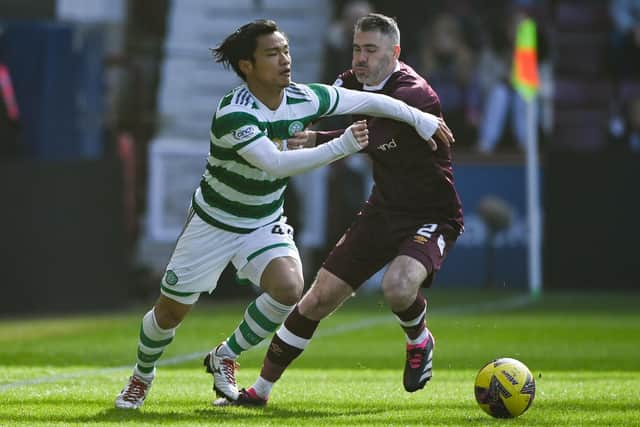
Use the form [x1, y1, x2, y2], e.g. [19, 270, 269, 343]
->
[4, 398, 638, 426]
[0, 406, 379, 425]
[0, 401, 488, 425]
[0, 401, 541, 426]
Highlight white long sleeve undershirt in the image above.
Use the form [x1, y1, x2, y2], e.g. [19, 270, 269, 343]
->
[239, 124, 361, 179]
[238, 85, 440, 179]
[332, 86, 440, 141]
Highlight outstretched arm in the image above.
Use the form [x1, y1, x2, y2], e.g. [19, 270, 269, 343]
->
[240, 121, 368, 178]
[329, 86, 454, 150]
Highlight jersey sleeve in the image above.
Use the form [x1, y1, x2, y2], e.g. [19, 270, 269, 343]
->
[394, 82, 441, 117]
[238, 125, 362, 178]
[211, 108, 267, 151]
[307, 83, 341, 117]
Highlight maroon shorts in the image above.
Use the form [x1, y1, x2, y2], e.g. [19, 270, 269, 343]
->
[322, 202, 461, 290]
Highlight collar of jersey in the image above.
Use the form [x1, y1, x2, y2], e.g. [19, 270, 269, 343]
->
[244, 84, 285, 114]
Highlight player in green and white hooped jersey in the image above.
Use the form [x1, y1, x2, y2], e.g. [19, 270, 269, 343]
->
[115, 19, 454, 409]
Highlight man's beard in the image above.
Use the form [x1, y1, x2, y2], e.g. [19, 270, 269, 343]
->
[356, 56, 390, 85]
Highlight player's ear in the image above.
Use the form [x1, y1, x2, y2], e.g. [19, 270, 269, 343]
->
[393, 44, 401, 60]
[239, 59, 253, 77]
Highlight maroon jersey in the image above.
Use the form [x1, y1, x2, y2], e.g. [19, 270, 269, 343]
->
[319, 62, 463, 231]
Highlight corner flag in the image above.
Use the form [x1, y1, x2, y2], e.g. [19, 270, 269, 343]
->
[513, 17, 543, 299]
[512, 18, 539, 102]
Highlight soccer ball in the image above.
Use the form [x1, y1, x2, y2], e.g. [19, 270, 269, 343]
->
[474, 357, 535, 418]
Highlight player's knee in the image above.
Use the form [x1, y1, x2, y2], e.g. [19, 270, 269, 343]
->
[153, 298, 190, 329]
[382, 270, 420, 307]
[261, 257, 304, 306]
[269, 276, 304, 306]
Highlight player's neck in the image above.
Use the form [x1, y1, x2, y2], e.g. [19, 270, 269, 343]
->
[247, 82, 284, 111]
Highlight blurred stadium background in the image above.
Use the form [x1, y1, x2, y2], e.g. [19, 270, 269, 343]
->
[1, 0, 639, 317]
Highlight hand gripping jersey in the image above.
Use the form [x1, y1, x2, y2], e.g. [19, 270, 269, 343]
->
[192, 80, 442, 234]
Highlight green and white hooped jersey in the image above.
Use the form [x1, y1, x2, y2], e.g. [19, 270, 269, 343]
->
[192, 82, 340, 233]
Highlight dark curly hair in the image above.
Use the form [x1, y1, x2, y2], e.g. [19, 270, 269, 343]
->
[211, 19, 286, 81]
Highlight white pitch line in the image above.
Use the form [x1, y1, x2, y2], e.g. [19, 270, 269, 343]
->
[0, 294, 532, 392]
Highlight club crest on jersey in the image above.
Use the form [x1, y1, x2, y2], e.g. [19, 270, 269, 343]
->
[233, 125, 258, 141]
[288, 121, 304, 136]
[377, 138, 397, 151]
[164, 270, 179, 286]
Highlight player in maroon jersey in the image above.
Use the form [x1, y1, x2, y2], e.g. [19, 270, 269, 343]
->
[214, 13, 463, 406]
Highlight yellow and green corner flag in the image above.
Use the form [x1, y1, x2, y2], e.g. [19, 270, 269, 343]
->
[512, 18, 539, 101]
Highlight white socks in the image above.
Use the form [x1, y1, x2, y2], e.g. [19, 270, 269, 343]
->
[223, 293, 295, 357]
[251, 376, 275, 399]
[135, 309, 176, 381]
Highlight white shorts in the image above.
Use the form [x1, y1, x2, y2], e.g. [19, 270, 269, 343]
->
[160, 212, 300, 304]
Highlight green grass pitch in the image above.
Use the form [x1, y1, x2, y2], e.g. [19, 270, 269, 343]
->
[1, 290, 639, 426]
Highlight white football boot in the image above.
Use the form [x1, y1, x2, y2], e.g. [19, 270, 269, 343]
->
[115, 374, 152, 409]
[204, 343, 239, 401]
